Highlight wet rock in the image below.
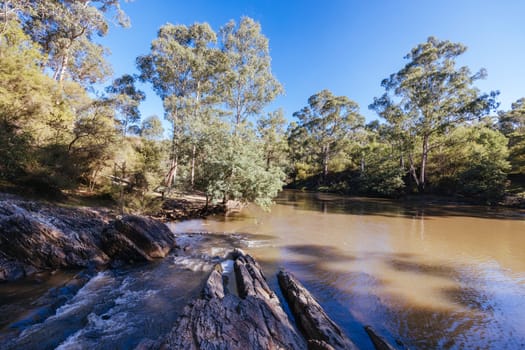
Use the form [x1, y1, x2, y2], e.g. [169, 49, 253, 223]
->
[364, 326, 397, 350]
[6, 271, 92, 331]
[277, 270, 358, 350]
[0, 199, 176, 281]
[0, 201, 110, 281]
[100, 215, 177, 262]
[135, 338, 163, 350]
[0, 253, 27, 281]
[163, 250, 306, 350]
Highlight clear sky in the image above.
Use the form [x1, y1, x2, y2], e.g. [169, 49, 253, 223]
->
[99, 0, 525, 124]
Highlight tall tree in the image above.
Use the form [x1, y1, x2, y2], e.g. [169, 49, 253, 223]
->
[105, 74, 145, 136]
[200, 123, 285, 210]
[370, 37, 498, 191]
[219, 17, 283, 127]
[137, 22, 220, 189]
[257, 109, 289, 171]
[291, 90, 364, 179]
[140, 115, 164, 140]
[15, 0, 128, 84]
[498, 98, 525, 173]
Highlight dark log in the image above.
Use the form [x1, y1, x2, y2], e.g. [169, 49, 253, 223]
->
[162, 250, 306, 350]
[364, 326, 397, 350]
[277, 270, 358, 350]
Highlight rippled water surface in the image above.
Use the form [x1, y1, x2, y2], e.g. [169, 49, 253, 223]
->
[171, 191, 525, 349]
[1, 190, 524, 349]
[0, 234, 239, 349]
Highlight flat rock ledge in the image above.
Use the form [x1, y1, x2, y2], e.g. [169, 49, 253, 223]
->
[0, 199, 177, 281]
[162, 250, 306, 350]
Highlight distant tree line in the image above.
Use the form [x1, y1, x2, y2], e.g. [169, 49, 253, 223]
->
[0, 1, 522, 208]
[288, 37, 523, 204]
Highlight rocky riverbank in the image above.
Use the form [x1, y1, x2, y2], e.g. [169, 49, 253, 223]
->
[0, 197, 176, 282]
[0, 195, 396, 349]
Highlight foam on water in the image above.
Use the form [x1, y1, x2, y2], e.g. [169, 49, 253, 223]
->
[53, 272, 115, 318]
[2, 228, 261, 349]
[172, 256, 215, 271]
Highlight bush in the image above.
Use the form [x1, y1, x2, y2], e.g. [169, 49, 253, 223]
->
[458, 163, 508, 204]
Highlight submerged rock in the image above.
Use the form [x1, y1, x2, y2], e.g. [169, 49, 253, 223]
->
[163, 250, 306, 350]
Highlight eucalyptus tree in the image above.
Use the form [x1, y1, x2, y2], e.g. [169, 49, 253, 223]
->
[18, 0, 129, 84]
[0, 19, 61, 178]
[137, 22, 220, 189]
[257, 109, 289, 171]
[219, 17, 283, 127]
[369, 94, 420, 186]
[291, 90, 364, 179]
[199, 121, 285, 210]
[105, 74, 145, 136]
[498, 98, 525, 173]
[370, 37, 498, 191]
[140, 115, 164, 140]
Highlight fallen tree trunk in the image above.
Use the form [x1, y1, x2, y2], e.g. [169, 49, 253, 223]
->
[162, 250, 306, 350]
[277, 270, 358, 350]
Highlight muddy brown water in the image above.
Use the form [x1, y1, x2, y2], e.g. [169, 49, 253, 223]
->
[1, 190, 524, 349]
[171, 190, 525, 349]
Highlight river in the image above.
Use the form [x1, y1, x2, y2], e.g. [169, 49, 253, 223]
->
[1, 190, 524, 349]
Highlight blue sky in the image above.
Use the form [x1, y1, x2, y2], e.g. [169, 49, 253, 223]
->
[100, 0, 525, 124]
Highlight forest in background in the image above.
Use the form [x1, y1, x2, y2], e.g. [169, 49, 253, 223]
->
[1, 0, 524, 211]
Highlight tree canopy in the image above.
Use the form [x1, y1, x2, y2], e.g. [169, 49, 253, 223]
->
[0, 5, 521, 209]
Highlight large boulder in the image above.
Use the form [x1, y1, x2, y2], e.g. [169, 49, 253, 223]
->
[0, 201, 110, 281]
[0, 199, 177, 281]
[100, 215, 177, 262]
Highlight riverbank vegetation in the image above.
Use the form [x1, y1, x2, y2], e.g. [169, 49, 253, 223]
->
[1, 1, 523, 210]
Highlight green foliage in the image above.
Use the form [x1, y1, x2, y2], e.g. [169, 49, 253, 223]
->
[0, 20, 70, 179]
[19, 0, 128, 84]
[141, 115, 164, 140]
[200, 126, 285, 210]
[498, 98, 525, 174]
[370, 36, 499, 191]
[219, 17, 283, 125]
[257, 109, 289, 172]
[105, 74, 145, 135]
[359, 142, 405, 197]
[418, 124, 508, 203]
[290, 89, 364, 179]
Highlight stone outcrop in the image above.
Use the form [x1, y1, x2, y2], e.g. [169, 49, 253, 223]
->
[278, 270, 358, 350]
[0, 199, 177, 281]
[364, 326, 397, 350]
[0, 201, 109, 281]
[100, 215, 176, 262]
[162, 250, 306, 350]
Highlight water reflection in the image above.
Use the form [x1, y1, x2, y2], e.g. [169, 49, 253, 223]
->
[277, 190, 525, 220]
[172, 190, 525, 349]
